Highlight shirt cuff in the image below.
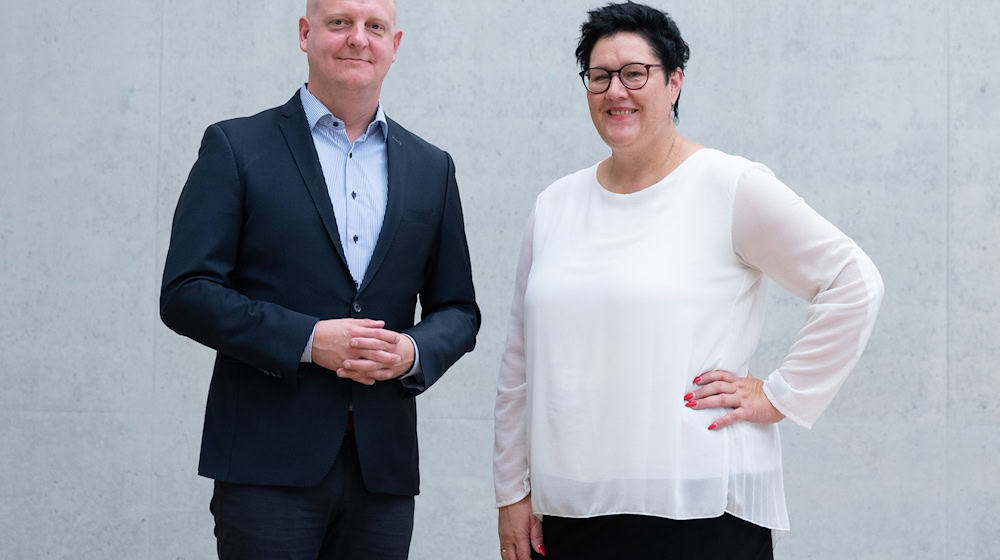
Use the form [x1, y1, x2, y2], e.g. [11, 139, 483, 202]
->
[400, 333, 421, 379]
[763, 369, 814, 429]
[300, 323, 317, 363]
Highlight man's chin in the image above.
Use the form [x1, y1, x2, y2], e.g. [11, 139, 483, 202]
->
[334, 72, 385, 91]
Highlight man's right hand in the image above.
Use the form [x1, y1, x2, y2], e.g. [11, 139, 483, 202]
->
[311, 318, 401, 385]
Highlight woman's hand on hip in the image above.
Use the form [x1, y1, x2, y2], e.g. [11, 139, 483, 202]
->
[683, 370, 785, 430]
[498, 494, 545, 559]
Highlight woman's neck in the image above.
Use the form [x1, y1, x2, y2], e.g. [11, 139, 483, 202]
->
[599, 130, 700, 194]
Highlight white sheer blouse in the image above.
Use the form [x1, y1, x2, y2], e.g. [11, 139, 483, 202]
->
[493, 149, 883, 530]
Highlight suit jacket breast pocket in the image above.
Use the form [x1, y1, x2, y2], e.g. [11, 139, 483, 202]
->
[387, 211, 437, 283]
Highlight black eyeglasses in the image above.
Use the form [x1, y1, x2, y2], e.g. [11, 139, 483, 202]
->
[579, 63, 663, 94]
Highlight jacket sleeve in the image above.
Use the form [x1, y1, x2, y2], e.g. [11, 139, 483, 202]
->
[159, 123, 317, 386]
[400, 152, 481, 393]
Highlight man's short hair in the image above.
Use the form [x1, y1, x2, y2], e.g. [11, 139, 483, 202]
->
[306, 0, 397, 24]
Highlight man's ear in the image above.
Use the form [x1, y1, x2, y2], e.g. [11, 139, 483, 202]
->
[299, 17, 311, 53]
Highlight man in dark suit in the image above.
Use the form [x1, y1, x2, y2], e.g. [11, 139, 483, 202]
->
[159, 0, 479, 557]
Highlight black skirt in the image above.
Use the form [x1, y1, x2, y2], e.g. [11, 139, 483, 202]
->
[534, 512, 773, 560]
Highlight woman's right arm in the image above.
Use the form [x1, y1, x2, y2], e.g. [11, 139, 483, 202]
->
[495, 215, 543, 558]
[494, 214, 534, 505]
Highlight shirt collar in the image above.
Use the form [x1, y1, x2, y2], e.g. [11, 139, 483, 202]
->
[299, 84, 387, 138]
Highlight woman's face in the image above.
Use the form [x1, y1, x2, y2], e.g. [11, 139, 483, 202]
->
[585, 32, 679, 152]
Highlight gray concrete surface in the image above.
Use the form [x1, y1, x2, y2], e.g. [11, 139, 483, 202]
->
[2, 1, 998, 558]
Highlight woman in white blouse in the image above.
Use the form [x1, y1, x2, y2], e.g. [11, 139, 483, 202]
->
[493, 3, 884, 559]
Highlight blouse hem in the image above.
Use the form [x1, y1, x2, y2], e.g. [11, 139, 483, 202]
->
[527, 507, 790, 532]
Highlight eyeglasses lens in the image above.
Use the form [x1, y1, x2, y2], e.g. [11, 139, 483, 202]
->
[584, 64, 649, 93]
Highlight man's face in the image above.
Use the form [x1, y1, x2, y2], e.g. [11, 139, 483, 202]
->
[299, 0, 402, 93]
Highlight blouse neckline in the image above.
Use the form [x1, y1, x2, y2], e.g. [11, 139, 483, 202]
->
[592, 147, 711, 199]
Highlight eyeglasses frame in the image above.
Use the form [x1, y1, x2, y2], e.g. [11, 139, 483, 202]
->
[578, 63, 665, 94]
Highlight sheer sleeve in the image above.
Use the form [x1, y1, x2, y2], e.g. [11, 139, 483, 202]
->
[493, 214, 534, 507]
[732, 167, 884, 428]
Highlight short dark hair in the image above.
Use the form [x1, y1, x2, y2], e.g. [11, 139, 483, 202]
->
[575, 2, 690, 120]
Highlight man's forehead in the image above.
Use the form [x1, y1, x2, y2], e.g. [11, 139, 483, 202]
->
[307, 0, 397, 20]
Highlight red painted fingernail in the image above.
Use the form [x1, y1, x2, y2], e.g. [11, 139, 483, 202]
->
[693, 376, 702, 384]
[685, 400, 697, 408]
[683, 393, 694, 401]
[708, 423, 717, 430]
[539, 544, 546, 555]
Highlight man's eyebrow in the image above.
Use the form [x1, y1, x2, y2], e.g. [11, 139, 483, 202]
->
[322, 13, 391, 25]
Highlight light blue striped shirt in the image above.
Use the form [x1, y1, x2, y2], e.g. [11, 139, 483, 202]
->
[297, 86, 420, 377]
[300, 84, 388, 285]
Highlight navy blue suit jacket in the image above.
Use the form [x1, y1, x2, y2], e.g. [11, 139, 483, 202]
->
[160, 91, 480, 495]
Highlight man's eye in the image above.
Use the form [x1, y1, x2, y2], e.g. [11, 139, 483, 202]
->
[368, 23, 383, 31]
[332, 19, 347, 26]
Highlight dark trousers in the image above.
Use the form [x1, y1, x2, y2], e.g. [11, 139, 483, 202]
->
[539, 512, 774, 560]
[210, 433, 415, 560]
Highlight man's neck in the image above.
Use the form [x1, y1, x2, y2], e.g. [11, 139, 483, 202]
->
[307, 82, 381, 143]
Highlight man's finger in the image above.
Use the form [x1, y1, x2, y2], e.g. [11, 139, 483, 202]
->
[340, 365, 395, 381]
[352, 349, 401, 365]
[350, 336, 396, 352]
[349, 327, 400, 344]
[341, 359, 384, 373]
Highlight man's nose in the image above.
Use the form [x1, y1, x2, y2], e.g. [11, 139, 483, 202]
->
[346, 23, 368, 48]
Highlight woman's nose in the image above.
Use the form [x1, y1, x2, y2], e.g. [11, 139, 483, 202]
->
[605, 74, 629, 98]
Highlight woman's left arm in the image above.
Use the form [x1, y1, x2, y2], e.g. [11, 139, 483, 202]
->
[688, 166, 884, 429]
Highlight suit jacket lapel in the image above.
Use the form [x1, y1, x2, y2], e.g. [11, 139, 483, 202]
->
[359, 119, 406, 293]
[277, 92, 348, 268]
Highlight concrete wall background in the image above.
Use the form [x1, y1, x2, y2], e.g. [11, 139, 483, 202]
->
[2, 0, 997, 558]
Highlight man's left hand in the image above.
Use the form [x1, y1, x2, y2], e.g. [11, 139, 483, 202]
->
[683, 370, 785, 430]
[337, 330, 415, 385]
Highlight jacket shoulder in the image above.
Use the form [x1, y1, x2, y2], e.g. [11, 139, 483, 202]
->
[193, 95, 304, 159]
[385, 118, 450, 164]
[211, 102, 294, 137]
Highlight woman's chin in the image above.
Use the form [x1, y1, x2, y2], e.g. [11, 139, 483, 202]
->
[601, 131, 642, 151]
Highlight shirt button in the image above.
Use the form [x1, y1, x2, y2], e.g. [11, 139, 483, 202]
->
[353, 235, 359, 243]
[352, 302, 362, 313]
[349, 152, 353, 159]
[351, 191, 357, 199]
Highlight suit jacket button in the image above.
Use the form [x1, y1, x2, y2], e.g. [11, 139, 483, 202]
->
[352, 302, 362, 313]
